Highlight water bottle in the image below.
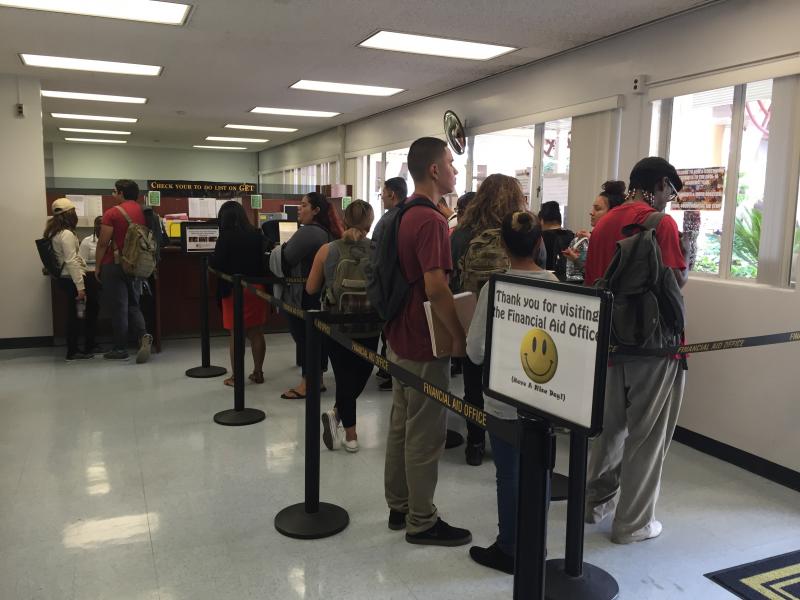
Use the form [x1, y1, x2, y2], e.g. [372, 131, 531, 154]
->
[76, 298, 86, 319]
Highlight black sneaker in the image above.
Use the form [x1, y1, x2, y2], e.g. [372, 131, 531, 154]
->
[66, 352, 93, 361]
[388, 510, 406, 530]
[378, 379, 392, 392]
[406, 518, 472, 546]
[469, 542, 514, 574]
[376, 369, 390, 380]
[445, 430, 464, 449]
[104, 349, 129, 360]
[465, 442, 485, 466]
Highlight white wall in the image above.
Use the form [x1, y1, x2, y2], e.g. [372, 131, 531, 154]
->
[258, 128, 341, 174]
[52, 143, 258, 182]
[0, 76, 51, 340]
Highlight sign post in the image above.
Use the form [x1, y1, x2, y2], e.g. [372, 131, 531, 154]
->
[483, 274, 618, 600]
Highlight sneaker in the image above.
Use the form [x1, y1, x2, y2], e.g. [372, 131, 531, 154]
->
[469, 542, 514, 575]
[612, 520, 663, 545]
[376, 369, 390, 380]
[378, 379, 393, 392]
[103, 349, 129, 360]
[388, 510, 407, 530]
[136, 334, 153, 364]
[341, 432, 359, 453]
[321, 410, 341, 451]
[406, 518, 472, 547]
[465, 442, 485, 466]
[584, 495, 617, 524]
[66, 352, 94, 361]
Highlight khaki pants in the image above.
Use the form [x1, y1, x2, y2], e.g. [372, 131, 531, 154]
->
[586, 357, 685, 538]
[385, 347, 450, 534]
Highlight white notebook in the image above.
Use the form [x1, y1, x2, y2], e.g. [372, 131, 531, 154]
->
[423, 292, 477, 358]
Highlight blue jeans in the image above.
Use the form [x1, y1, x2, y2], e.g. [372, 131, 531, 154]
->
[490, 430, 519, 556]
[100, 263, 146, 351]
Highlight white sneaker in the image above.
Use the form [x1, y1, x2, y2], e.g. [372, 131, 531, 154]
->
[341, 431, 359, 453]
[585, 495, 617, 524]
[612, 520, 663, 544]
[321, 410, 341, 451]
[136, 334, 153, 364]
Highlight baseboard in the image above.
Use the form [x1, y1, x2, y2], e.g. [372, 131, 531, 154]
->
[674, 426, 800, 493]
[0, 336, 54, 349]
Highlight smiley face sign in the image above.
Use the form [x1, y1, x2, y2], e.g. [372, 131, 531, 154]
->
[520, 328, 558, 384]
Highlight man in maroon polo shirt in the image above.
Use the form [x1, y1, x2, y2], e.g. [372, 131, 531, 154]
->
[384, 137, 472, 546]
[583, 157, 688, 545]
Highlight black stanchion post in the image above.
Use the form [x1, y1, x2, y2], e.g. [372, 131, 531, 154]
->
[274, 310, 349, 539]
[544, 431, 619, 599]
[213, 275, 266, 426]
[186, 254, 227, 378]
[513, 413, 553, 600]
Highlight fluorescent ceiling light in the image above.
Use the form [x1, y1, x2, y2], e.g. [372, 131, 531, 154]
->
[225, 124, 297, 132]
[59, 128, 131, 135]
[42, 90, 147, 104]
[359, 31, 516, 61]
[206, 136, 268, 143]
[194, 145, 247, 150]
[52, 113, 138, 123]
[65, 138, 127, 144]
[21, 54, 162, 76]
[0, 1, 190, 25]
[251, 107, 339, 118]
[291, 79, 403, 97]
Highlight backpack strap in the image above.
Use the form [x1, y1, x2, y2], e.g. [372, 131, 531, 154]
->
[642, 211, 666, 230]
[115, 204, 134, 225]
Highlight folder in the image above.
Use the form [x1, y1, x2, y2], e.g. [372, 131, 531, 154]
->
[424, 291, 477, 358]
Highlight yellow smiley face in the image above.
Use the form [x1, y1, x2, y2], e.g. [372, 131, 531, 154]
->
[520, 328, 558, 384]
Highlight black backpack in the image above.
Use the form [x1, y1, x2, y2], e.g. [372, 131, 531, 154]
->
[595, 212, 685, 351]
[35, 237, 62, 278]
[365, 197, 439, 321]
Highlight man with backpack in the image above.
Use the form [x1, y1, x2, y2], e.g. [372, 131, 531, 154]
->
[95, 179, 155, 363]
[376, 137, 472, 546]
[583, 157, 688, 544]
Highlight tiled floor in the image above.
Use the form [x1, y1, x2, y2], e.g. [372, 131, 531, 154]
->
[1, 334, 798, 599]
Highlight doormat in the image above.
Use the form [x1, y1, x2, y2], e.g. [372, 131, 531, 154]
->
[706, 550, 800, 599]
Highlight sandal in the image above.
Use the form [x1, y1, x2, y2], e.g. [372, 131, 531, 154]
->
[224, 377, 235, 387]
[280, 388, 306, 399]
[249, 371, 265, 384]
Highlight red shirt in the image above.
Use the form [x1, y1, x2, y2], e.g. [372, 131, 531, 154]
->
[385, 195, 451, 362]
[101, 200, 146, 265]
[584, 202, 686, 286]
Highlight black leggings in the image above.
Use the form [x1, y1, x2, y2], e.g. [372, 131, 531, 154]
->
[287, 314, 328, 376]
[463, 355, 486, 446]
[57, 276, 98, 357]
[327, 335, 379, 428]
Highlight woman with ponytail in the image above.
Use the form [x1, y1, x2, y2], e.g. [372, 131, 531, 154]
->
[277, 192, 344, 399]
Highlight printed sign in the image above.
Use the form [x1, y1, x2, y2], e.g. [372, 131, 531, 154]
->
[673, 167, 725, 210]
[147, 190, 161, 206]
[182, 223, 219, 254]
[484, 275, 611, 433]
[341, 196, 353, 210]
[148, 180, 256, 197]
[250, 194, 262, 209]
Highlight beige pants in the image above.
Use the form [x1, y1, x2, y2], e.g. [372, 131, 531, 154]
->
[384, 347, 450, 534]
[586, 357, 685, 538]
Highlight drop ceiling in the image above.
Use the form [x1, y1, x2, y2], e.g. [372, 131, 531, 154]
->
[0, 0, 719, 152]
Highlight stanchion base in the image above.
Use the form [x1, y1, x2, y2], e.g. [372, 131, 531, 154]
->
[274, 502, 349, 540]
[551, 472, 569, 501]
[186, 365, 227, 378]
[213, 408, 266, 426]
[545, 560, 619, 600]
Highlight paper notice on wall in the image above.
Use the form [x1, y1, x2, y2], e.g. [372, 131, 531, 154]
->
[84, 195, 103, 218]
[673, 167, 725, 210]
[188, 197, 217, 218]
[66, 195, 86, 217]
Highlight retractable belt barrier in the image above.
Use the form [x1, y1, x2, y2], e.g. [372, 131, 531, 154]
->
[611, 330, 800, 357]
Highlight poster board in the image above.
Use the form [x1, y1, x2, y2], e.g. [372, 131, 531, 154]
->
[180, 221, 219, 254]
[673, 167, 725, 210]
[483, 274, 612, 434]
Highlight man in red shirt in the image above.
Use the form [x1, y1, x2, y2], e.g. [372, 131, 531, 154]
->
[583, 157, 688, 545]
[384, 137, 471, 546]
[95, 179, 152, 362]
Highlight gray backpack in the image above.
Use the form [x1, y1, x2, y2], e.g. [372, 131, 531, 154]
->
[325, 239, 380, 337]
[595, 212, 685, 350]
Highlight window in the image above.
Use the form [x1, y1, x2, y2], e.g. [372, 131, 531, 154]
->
[472, 128, 536, 199]
[367, 152, 383, 222]
[385, 147, 412, 200]
[792, 177, 800, 287]
[542, 118, 572, 226]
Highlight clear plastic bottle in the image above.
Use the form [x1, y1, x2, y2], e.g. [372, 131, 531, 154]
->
[76, 298, 86, 319]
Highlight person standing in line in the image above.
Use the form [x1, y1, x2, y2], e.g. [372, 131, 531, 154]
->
[384, 137, 471, 546]
[436, 196, 458, 231]
[373, 177, 408, 392]
[275, 192, 344, 399]
[210, 201, 267, 387]
[44, 198, 94, 360]
[95, 179, 153, 363]
[538, 200, 575, 280]
[583, 157, 688, 544]
[306, 200, 379, 453]
[466, 211, 558, 573]
[77, 215, 102, 354]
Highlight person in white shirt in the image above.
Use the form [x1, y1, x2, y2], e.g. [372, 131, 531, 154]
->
[45, 198, 96, 360]
[79, 216, 102, 272]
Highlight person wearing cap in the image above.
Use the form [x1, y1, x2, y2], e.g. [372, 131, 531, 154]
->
[43, 198, 94, 360]
[582, 156, 688, 545]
